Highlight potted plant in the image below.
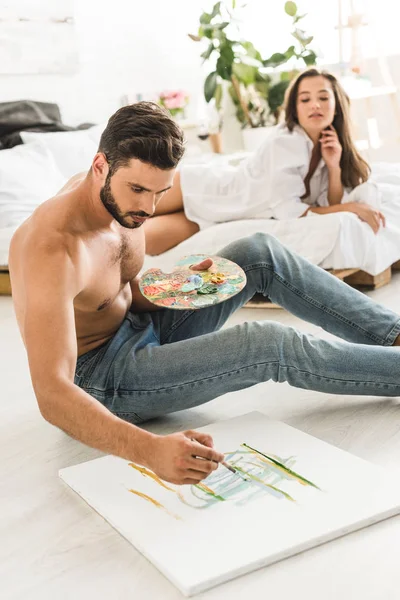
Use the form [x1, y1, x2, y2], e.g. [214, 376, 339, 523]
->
[189, 0, 318, 151]
[263, 1, 318, 125]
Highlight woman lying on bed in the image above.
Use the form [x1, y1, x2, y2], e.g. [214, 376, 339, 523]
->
[144, 67, 385, 255]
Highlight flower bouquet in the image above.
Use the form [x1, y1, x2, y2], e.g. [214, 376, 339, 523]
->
[158, 90, 189, 119]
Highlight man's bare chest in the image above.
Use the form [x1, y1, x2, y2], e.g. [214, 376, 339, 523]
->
[76, 229, 145, 312]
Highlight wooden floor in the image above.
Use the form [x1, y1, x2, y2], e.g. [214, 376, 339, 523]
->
[1, 274, 400, 600]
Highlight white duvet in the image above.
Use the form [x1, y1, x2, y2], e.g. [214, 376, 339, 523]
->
[142, 162, 400, 276]
[0, 136, 399, 276]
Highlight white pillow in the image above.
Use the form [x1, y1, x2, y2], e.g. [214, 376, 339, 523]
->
[20, 124, 105, 179]
[0, 142, 66, 229]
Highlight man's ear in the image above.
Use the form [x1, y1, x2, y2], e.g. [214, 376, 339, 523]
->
[92, 152, 109, 181]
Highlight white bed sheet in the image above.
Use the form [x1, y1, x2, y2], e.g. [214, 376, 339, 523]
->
[1, 162, 400, 275]
[141, 162, 400, 276]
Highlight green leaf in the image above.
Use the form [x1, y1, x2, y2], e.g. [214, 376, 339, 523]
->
[254, 79, 269, 98]
[302, 50, 317, 65]
[201, 42, 215, 61]
[267, 80, 291, 113]
[232, 62, 257, 85]
[255, 71, 271, 84]
[215, 42, 235, 79]
[217, 55, 233, 80]
[284, 1, 297, 16]
[240, 54, 264, 68]
[210, 1, 222, 18]
[294, 13, 307, 23]
[240, 41, 262, 62]
[204, 71, 218, 103]
[292, 29, 313, 46]
[280, 70, 296, 81]
[200, 12, 212, 25]
[202, 25, 214, 39]
[200, 22, 229, 36]
[215, 83, 223, 110]
[285, 45, 296, 60]
[263, 52, 288, 68]
[214, 21, 230, 30]
[220, 43, 235, 61]
[228, 83, 240, 106]
[232, 0, 236, 8]
[214, 27, 228, 42]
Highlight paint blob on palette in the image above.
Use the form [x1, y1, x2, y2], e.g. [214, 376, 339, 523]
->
[139, 254, 246, 309]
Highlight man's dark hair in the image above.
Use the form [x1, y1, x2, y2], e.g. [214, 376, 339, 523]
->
[98, 101, 185, 173]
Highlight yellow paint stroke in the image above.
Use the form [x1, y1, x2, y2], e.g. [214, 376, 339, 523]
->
[128, 462, 176, 492]
[128, 488, 182, 520]
[196, 482, 216, 495]
[234, 466, 295, 502]
[246, 457, 309, 486]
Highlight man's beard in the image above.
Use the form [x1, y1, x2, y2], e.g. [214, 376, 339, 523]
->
[100, 173, 148, 229]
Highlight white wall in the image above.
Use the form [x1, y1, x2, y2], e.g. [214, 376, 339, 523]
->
[1, 0, 399, 159]
[0, 0, 208, 125]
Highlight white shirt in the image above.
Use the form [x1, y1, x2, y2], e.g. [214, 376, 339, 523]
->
[180, 124, 348, 229]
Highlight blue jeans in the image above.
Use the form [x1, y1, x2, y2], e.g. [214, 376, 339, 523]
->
[75, 233, 400, 424]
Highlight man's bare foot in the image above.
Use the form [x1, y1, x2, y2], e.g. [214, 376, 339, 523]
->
[393, 334, 400, 346]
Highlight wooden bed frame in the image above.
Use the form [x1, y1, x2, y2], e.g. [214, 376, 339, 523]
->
[0, 267, 11, 296]
[1, 262, 400, 302]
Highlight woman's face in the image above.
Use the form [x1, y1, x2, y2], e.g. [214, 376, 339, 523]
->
[296, 76, 336, 136]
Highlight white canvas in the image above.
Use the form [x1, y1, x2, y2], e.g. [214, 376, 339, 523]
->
[59, 412, 400, 596]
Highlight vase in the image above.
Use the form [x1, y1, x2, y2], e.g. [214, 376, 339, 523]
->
[209, 132, 222, 154]
[171, 108, 185, 121]
[242, 127, 270, 152]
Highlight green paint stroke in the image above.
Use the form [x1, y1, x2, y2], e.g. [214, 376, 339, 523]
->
[233, 464, 295, 502]
[242, 443, 320, 490]
[194, 483, 226, 502]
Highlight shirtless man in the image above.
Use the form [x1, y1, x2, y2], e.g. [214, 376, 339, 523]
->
[9, 102, 400, 486]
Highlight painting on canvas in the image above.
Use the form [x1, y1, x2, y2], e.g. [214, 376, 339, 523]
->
[59, 412, 400, 596]
[0, 1, 78, 74]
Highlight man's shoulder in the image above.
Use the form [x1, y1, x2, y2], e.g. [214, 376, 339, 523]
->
[56, 172, 87, 197]
[10, 201, 83, 274]
[10, 216, 85, 302]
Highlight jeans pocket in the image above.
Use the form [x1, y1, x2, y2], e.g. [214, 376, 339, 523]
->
[76, 343, 109, 387]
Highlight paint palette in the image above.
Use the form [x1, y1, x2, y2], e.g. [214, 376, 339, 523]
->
[139, 254, 247, 310]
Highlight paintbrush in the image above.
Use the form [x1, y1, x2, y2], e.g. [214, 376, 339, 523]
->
[221, 460, 250, 482]
[191, 438, 250, 481]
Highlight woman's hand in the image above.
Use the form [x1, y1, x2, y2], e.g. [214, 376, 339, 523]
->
[320, 125, 342, 170]
[347, 201, 386, 234]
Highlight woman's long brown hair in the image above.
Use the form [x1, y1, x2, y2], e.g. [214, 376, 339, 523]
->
[284, 68, 370, 189]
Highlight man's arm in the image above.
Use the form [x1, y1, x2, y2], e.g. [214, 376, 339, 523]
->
[23, 241, 155, 465]
[22, 241, 223, 483]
